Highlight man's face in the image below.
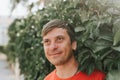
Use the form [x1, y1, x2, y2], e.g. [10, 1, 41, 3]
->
[42, 28, 77, 66]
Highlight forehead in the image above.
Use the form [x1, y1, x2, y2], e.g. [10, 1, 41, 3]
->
[43, 28, 68, 39]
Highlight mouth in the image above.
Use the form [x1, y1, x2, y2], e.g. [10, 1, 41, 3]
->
[50, 52, 62, 57]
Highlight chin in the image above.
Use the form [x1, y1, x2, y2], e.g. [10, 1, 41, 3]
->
[52, 61, 65, 66]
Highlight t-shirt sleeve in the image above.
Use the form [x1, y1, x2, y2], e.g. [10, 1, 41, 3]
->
[89, 70, 106, 80]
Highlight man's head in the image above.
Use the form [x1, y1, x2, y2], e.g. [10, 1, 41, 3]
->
[41, 19, 77, 66]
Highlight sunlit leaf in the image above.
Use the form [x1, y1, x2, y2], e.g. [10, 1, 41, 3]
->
[75, 26, 85, 32]
[113, 29, 120, 45]
[112, 46, 120, 52]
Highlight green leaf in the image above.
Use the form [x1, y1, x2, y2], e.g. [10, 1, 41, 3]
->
[112, 46, 120, 52]
[101, 50, 112, 60]
[75, 27, 85, 32]
[93, 46, 108, 53]
[80, 10, 89, 23]
[106, 70, 120, 80]
[113, 29, 120, 46]
[113, 19, 120, 34]
[99, 34, 113, 42]
[85, 39, 111, 53]
[104, 59, 113, 69]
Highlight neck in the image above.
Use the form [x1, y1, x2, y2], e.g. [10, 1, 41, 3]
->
[55, 56, 79, 79]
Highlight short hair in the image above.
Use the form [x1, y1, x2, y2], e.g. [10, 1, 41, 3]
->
[41, 19, 76, 42]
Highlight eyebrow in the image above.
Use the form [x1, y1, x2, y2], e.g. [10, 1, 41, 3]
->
[56, 35, 64, 37]
[42, 34, 64, 41]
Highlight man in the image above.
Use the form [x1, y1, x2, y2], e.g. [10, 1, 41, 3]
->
[41, 19, 106, 80]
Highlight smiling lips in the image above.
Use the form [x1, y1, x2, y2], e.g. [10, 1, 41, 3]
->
[49, 51, 62, 57]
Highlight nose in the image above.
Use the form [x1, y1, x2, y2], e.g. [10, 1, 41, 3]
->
[49, 42, 58, 50]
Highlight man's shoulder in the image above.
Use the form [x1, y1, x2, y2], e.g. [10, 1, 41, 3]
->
[89, 69, 106, 80]
[44, 69, 56, 80]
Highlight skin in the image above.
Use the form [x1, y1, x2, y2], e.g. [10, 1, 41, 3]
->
[43, 28, 78, 78]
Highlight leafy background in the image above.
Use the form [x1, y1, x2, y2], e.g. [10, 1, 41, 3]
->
[0, 0, 120, 80]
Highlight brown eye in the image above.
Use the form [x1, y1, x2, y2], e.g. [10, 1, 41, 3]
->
[43, 40, 50, 46]
[57, 36, 64, 42]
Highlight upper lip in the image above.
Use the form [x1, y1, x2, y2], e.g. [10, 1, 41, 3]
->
[49, 52, 62, 56]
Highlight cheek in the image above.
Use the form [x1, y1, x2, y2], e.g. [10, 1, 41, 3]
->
[60, 42, 72, 52]
[43, 46, 48, 55]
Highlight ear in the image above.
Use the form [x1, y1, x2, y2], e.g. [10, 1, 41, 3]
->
[72, 41, 77, 50]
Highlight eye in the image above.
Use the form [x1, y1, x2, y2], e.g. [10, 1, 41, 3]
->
[57, 36, 64, 42]
[43, 39, 50, 46]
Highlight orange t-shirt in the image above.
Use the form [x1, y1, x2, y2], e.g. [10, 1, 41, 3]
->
[44, 69, 106, 80]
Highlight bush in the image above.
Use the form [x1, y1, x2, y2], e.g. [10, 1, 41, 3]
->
[6, 0, 120, 80]
[0, 46, 4, 53]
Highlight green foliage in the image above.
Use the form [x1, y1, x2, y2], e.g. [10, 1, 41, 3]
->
[106, 70, 120, 80]
[6, 17, 54, 80]
[6, 0, 120, 79]
[0, 46, 4, 53]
